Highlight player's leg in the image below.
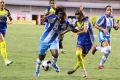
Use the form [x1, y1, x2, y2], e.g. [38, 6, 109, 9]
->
[92, 33, 108, 55]
[0, 32, 13, 66]
[80, 44, 92, 77]
[59, 35, 64, 53]
[35, 41, 49, 78]
[50, 40, 60, 72]
[98, 41, 111, 69]
[68, 47, 85, 74]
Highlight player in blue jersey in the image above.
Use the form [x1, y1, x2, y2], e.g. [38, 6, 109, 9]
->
[66, 10, 94, 77]
[0, 0, 13, 66]
[44, 0, 65, 54]
[35, 6, 73, 78]
[92, 5, 119, 69]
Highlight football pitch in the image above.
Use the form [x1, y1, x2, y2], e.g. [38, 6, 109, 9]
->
[0, 24, 120, 80]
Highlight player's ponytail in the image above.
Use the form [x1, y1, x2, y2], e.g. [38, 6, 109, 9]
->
[75, 10, 84, 17]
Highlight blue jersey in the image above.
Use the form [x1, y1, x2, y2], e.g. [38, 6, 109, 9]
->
[96, 15, 116, 37]
[40, 15, 71, 43]
[0, 8, 11, 30]
[96, 15, 116, 44]
[75, 17, 94, 44]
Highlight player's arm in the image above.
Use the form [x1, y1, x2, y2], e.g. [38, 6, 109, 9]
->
[59, 22, 75, 36]
[6, 9, 13, 24]
[113, 19, 120, 30]
[95, 16, 108, 35]
[6, 9, 12, 21]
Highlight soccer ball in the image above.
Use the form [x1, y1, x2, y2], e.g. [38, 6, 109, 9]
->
[41, 60, 52, 71]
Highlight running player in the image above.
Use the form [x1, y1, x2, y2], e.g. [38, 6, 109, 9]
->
[66, 10, 94, 77]
[92, 5, 119, 69]
[35, 6, 72, 78]
[0, 0, 13, 66]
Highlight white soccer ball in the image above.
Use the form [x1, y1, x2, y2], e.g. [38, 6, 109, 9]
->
[41, 60, 52, 71]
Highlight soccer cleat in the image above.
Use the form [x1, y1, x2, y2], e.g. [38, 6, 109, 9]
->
[92, 45, 97, 55]
[98, 65, 104, 70]
[5, 60, 13, 66]
[35, 62, 40, 78]
[35, 69, 40, 78]
[82, 70, 87, 78]
[67, 69, 75, 74]
[52, 63, 60, 72]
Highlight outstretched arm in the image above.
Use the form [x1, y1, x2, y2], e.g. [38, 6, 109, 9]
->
[113, 20, 120, 30]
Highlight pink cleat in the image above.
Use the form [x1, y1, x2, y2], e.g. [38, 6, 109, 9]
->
[98, 65, 104, 70]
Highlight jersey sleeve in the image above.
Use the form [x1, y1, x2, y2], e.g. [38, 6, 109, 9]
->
[5, 9, 11, 17]
[96, 16, 105, 26]
[84, 20, 89, 29]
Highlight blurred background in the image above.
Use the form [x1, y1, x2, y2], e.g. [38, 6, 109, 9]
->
[5, 0, 120, 24]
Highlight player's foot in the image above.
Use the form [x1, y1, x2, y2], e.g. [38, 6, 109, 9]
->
[67, 69, 75, 74]
[35, 62, 40, 78]
[52, 63, 60, 72]
[82, 70, 87, 78]
[5, 60, 13, 66]
[92, 45, 97, 55]
[98, 65, 104, 70]
[35, 69, 40, 78]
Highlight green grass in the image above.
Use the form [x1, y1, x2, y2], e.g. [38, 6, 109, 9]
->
[0, 24, 120, 80]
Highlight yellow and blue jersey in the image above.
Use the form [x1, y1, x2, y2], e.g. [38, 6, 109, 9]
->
[75, 17, 94, 44]
[0, 8, 11, 37]
[74, 17, 94, 54]
[0, 8, 11, 29]
[47, 6, 56, 15]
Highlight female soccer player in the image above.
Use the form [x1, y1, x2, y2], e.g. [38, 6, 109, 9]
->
[67, 10, 94, 77]
[44, 0, 56, 16]
[35, 6, 73, 78]
[0, 0, 13, 66]
[92, 5, 119, 69]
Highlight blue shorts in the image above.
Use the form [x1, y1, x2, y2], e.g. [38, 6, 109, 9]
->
[98, 32, 110, 45]
[39, 40, 59, 55]
[0, 29, 6, 37]
[77, 40, 93, 55]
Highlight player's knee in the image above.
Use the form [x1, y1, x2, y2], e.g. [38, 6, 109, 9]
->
[76, 50, 82, 56]
[102, 46, 111, 54]
[0, 41, 6, 48]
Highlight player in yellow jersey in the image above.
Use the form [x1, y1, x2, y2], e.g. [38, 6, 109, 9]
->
[44, 0, 56, 16]
[67, 10, 94, 77]
[0, 0, 13, 66]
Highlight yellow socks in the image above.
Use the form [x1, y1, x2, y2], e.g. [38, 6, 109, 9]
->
[73, 50, 85, 71]
[0, 41, 8, 62]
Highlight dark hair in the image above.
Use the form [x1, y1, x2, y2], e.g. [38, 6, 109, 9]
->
[49, 0, 55, 4]
[55, 6, 66, 15]
[75, 10, 84, 17]
[105, 5, 112, 11]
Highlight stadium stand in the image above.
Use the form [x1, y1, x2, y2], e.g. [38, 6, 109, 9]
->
[4, 0, 120, 24]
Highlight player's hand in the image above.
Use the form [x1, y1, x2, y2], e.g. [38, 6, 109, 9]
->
[102, 29, 108, 35]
